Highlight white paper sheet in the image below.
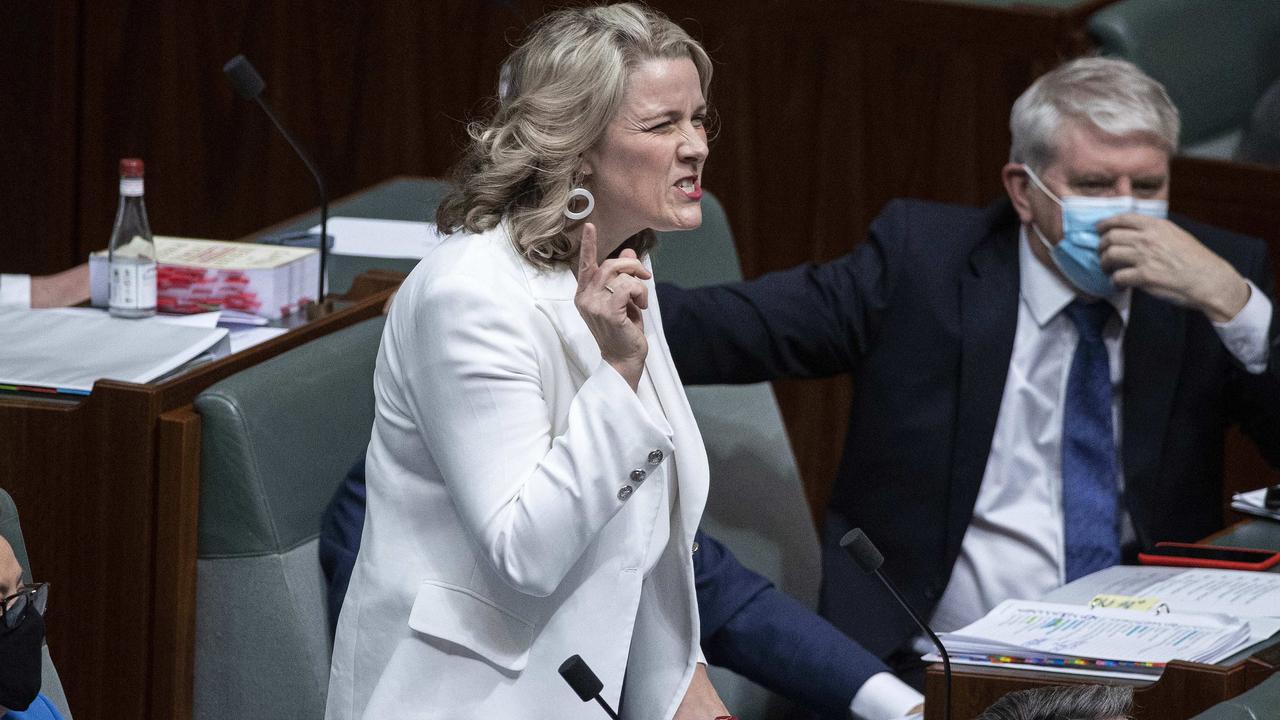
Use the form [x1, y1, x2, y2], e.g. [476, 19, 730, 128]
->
[941, 600, 1251, 665]
[0, 307, 229, 393]
[311, 217, 443, 259]
[1232, 487, 1280, 521]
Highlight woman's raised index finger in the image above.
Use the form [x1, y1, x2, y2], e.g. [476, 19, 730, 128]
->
[577, 223, 598, 281]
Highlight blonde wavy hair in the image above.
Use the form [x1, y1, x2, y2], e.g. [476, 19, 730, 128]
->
[435, 3, 712, 268]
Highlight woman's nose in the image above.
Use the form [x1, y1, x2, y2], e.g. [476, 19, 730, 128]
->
[680, 128, 708, 164]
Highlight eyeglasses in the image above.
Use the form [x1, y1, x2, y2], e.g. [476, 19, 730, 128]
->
[1, 582, 49, 630]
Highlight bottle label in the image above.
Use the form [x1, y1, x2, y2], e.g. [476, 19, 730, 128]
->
[120, 178, 144, 197]
[110, 260, 157, 310]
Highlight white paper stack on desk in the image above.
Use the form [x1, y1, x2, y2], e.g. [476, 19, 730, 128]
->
[925, 567, 1280, 681]
[0, 306, 231, 395]
[1232, 487, 1280, 521]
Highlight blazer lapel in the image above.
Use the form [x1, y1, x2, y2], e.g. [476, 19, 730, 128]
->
[947, 224, 1021, 559]
[525, 262, 602, 379]
[526, 251, 709, 542]
[645, 277, 710, 538]
[1120, 291, 1184, 546]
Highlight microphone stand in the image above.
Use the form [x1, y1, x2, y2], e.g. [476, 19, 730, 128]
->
[251, 97, 328, 306]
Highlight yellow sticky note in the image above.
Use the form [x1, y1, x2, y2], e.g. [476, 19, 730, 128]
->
[1088, 594, 1162, 611]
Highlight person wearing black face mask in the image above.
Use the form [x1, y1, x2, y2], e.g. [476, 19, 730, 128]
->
[0, 536, 60, 720]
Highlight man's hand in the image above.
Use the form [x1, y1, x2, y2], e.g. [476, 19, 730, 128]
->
[1097, 214, 1250, 322]
[674, 663, 729, 720]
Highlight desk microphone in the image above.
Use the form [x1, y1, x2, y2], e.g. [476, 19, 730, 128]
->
[222, 54, 329, 305]
[559, 654, 619, 719]
[841, 528, 951, 720]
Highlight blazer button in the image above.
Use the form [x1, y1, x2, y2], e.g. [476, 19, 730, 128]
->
[617, 486, 634, 501]
[630, 468, 647, 483]
[647, 449, 664, 465]
[691, 541, 699, 554]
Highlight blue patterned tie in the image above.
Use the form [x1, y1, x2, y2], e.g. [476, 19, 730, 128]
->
[1062, 299, 1121, 581]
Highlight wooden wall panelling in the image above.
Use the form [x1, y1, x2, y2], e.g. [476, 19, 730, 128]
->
[152, 407, 202, 720]
[0, 383, 161, 718]
[0, 1, 81, 275]
[72, 1, 541, 264]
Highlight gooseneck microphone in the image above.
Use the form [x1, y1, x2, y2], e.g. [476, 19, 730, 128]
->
[841, 528, 951, 720]
[222, 54, 329, 305]
[559, 654, 620, 719]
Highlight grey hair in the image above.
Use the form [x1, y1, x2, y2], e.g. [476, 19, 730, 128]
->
[1009, 56, 1180, 169]
[978, 684, 1134, 720]
[436, 3, 712, 268]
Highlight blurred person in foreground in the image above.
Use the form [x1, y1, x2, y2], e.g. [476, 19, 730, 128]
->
[0, 536, 58, 720]
[325, 5, 730, 719]
[658, 56, 1280, 688]
[977, 685, 1133, 720]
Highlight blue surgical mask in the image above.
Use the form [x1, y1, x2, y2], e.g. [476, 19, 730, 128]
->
[1023, 165, 1168, 297]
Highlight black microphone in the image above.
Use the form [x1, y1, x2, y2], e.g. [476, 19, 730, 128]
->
[841, 528, 950, 720]
[223, 54, 329, 306]
[559, 654, 619, 719]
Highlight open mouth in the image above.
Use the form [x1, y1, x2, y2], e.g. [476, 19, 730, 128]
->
[675, 176, 702, 199]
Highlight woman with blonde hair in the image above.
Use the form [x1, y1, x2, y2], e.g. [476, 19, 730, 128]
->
[326, 4, 729, 718]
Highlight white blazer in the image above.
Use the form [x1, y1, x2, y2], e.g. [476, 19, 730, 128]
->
[326, 224, 710, 720]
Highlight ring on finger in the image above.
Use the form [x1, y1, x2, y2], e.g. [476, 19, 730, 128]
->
[603, 284, 616, 294]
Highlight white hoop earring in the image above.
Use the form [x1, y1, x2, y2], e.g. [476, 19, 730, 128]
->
[564, 187, 595, 221]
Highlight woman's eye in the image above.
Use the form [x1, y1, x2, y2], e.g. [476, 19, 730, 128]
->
[691, 115, 706, 128]
[648, 121, 672, 132]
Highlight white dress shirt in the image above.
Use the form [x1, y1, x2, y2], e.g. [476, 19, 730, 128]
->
[925, 228, 1274, 641]
[0, 273, 31, 307]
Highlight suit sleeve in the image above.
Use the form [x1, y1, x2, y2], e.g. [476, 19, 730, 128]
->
[1224, 241, 1280, 469]
[387, 275, 675, 597]
[658, 212, 901, 385]
[694, 531, 887, 715]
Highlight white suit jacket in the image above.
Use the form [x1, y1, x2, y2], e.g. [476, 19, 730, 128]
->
[326, 224, 710, 720]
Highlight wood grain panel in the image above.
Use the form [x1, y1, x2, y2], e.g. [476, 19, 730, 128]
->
[153, 407, 202, 720]
[0, 1, 81, 274]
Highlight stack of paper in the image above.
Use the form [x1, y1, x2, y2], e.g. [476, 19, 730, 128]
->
[928, 566, 1280, 681]
[89, 237, 320, 319]
[0, 307, 230, 395]
[1232, 487, 1280, 521]
[937, 600, 1253, 678]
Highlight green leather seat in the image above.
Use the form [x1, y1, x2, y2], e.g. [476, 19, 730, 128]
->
[1088, 0, 1280, 158]
[193, 315, 385, 720]
[0, 488, 73, 719]
[655, 193, 822, 720]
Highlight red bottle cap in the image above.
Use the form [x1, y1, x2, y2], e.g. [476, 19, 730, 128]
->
[120, 158, 144, 177]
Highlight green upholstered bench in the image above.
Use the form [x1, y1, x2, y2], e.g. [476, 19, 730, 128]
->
[192, 315, 385, 720]
[1088, 0, 1280, 159]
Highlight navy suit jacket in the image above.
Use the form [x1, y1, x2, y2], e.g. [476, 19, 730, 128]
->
[657, 198, 1280, 661]
[320, 457, 888, 717]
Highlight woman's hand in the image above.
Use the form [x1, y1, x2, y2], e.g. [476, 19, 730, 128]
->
[574, 223, 652, 391]
[674, 664, 730, 720]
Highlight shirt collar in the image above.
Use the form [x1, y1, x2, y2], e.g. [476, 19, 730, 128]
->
[1017, 225, 1131, 328]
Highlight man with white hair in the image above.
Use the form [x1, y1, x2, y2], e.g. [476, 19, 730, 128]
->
[657, 56, 1280, 713]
